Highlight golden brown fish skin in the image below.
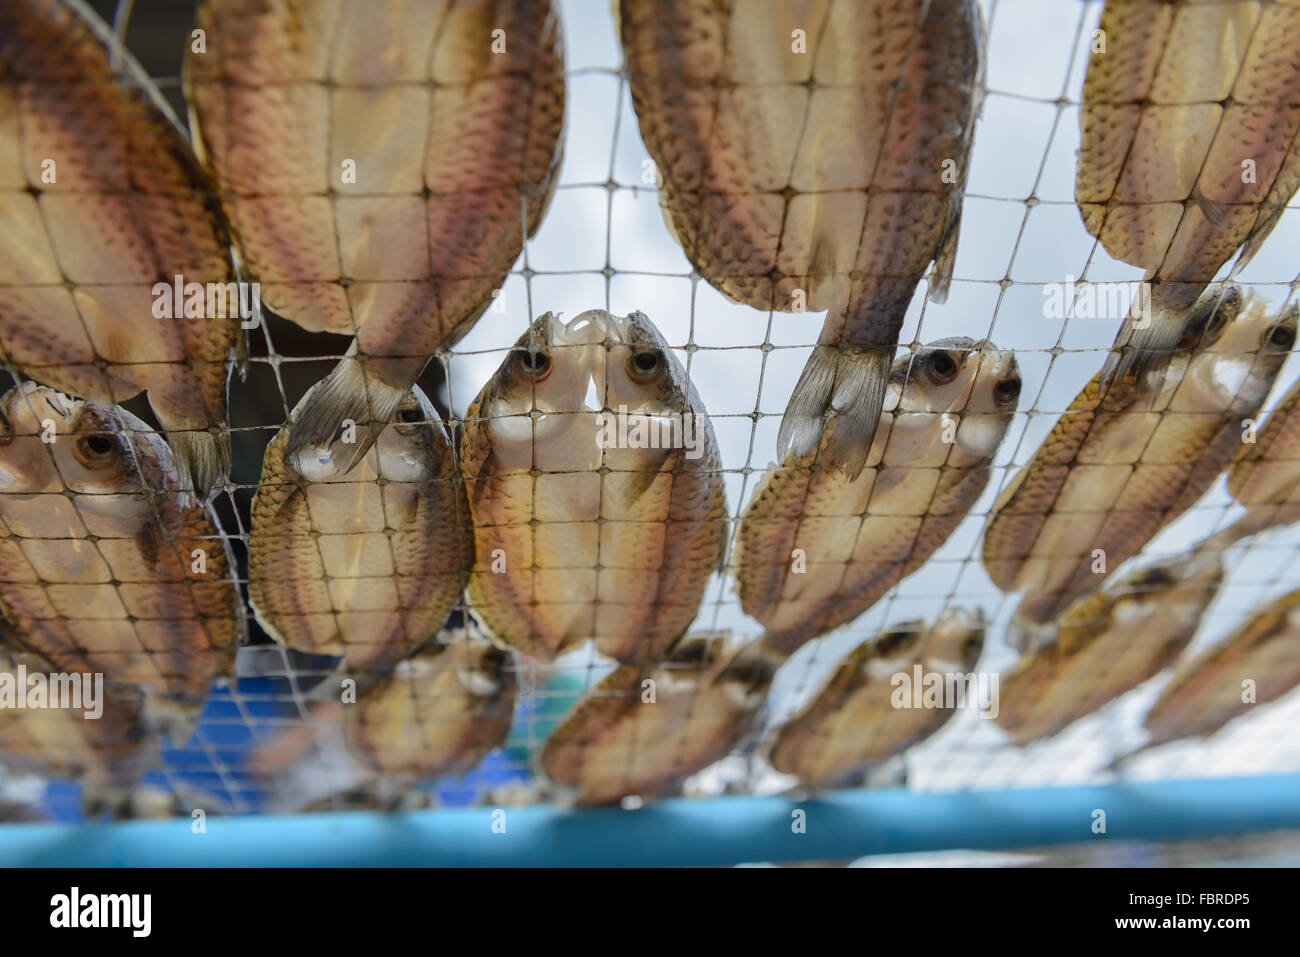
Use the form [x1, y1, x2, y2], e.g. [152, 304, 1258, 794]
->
[767, 610, 984, 787]
[736, 339, 1019, 658]
[0, 0, 238, 498]
[187, 0, 566, 474]
[540, 633, 775, 805]
[1079, 1, 1300, 386]
[983, 288, 1294, 624]
[0, 648, 154, 812]
[462, 310, 728, 666]
[1223, 373, 1300, 533]
[1139, 588, 1300, 750]
[620, 0, 983, 477]
[248, 384, 471, 680]
[997, 552, 1224, 747]
[0, 383, 241, 732]
[343, 640, 517, 779]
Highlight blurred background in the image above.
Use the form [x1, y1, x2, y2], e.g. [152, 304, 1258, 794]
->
[2, 0, 1299, 866]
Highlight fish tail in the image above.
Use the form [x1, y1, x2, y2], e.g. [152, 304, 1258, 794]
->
[1097, 305, 1186, 398]
[777, 345, 889, 480]
[285, 354, 410, 477]
[161, 424, 230, 501]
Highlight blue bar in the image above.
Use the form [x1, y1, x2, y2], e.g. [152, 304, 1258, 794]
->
[3, 774, 1299, 867]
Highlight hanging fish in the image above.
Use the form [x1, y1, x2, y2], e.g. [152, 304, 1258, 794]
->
[1132, 588, 1300, 756]
[619, 0, 984, 477]
[736, 339, 1018, 658]
[540, 633, 777, 805]
[1078, 0, 1300, 389]
[0, 0, 241, 497]
[248, 384, 471, 680]
[1218, 373, 1300, 540]
[767, 610, 985, 787]
[983, 289, 1294, 624]
[249, 637, 515, 811]
[0, 648, 154, 815]
[462, 309, 728, 665]
[186, 0, 566, 475]
[342, 639, 516, 784]
[997, 548, 1224, 747]
[0, 382, 242, 738]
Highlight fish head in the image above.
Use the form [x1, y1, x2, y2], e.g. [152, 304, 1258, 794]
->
[1190, 295, 1296, 410]
[294, 384, 448, 484]
[921, 608, 987, 674]
[472, 311, 613, 472]
[452, 642, 515, 700]
[889, 338, 1018, 453]
[0, 383, 160, 520]
[860, 620, 927, 681]
[1178, 284, 1243, 352]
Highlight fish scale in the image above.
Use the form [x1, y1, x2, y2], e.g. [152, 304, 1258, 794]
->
[620, 0, 983, 478]
[984, 290, 1296, 625]
[736, 339, 1018, 658]
[767, 611, 984, 788]
[0, 0, 239, 498]
[1079, 0, 1300, 388]
[461, 310, 728, 665]
[247, 384, 472, 680]
[0, 382, 241, 738]
[186, 0, 566, 475]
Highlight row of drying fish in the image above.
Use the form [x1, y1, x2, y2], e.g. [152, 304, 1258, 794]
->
[250, 546, 1300, 809]
[6, 285, 1300, 808]
[7, 0, 1296, 499]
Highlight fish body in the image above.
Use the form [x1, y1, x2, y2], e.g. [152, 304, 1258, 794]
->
[1223, 374, 1300, 533]
[462, 310, 728, 665]
[0, 648, 153, 813]
[187, 0, 566, 474]
[248, 384, 471, 679]
[997, 551, 1224, 747]
[983, 289, 1294, 624]
[0, 0, 239, 496]
[620, 0, 983, 476]
[0, 382, 241, 733]
[767, 610, 984, 787]
[737, 339, 1018, 657]
[1078, 0, 1300, 386]
[1140, 587, 1300, 750]
[343, 640, 516, 779]
[540, 633, 776, 805]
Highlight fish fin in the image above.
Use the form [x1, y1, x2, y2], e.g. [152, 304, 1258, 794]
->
[1233, 204, 1285, 275]
[622, 449, 672, 506]
[927, 192, 964, 305]
[1195, 194, 1232, 230]
[1097, 311, 1184, 398]
[285, 356, 407, 477]
[822, 349, 891, 481]
[166, 427, 231, 501]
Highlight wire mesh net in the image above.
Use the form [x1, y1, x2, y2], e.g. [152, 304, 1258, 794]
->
[2, 0, 1300, 865]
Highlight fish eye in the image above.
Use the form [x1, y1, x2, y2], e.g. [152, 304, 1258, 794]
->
[924, 351, 959, 385]
[671, 641, 710, 667]
[626, 350, 663, 383]
[875, 629, 916, 656]
[1268, 324, 1295, 350]
[961, 636, 982, 662]
[510, 348, 552, 381]
[75, 433, 118, 465]
[994, 377, 1021, 405]
[393, 405, 425, 433]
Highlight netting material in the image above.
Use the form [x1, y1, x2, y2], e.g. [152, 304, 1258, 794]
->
[0, 0, 1298, 848]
